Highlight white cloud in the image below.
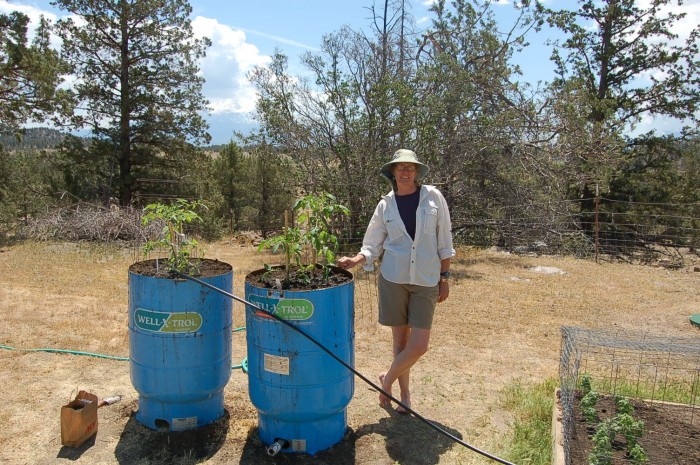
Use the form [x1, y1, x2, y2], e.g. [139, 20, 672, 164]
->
[1, 3, 270, 118]
[189, 16, 272, 115]
[0, 0, 54, 20]
[633, 112, 692, 137]
[636, 0, 700, 45]
[232, 27, 319, 52]
[0, 0, 64, 48]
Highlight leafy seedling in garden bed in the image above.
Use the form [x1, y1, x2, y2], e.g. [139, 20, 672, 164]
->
[581, 373, 593, 394]
[581, 390, 600, 423]
[580, 377, 648, 465]
[589, 421, 614, 465]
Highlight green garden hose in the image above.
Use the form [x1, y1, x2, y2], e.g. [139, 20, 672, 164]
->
[0, 324, 249, 370]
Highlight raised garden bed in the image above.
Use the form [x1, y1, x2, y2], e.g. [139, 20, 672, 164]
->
[555, 390, 700, 465]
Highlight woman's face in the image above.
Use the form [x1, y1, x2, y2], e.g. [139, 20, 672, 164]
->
[392, 163, 418, 189]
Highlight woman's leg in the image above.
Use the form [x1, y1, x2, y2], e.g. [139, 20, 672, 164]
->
[379, 326, 410, 407]
[393, 326, 411, 410]
[392, 326, 413, 412]
[379, 326, 431, 410]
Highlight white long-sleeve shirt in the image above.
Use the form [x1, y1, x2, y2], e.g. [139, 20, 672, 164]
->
[359, 185, 456, 286]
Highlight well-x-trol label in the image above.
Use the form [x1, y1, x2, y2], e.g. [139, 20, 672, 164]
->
[248, 294, 314, 320]
[134, 308, 202, 332]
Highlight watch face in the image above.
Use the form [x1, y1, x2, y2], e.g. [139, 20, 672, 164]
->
[440, 271, 450, 278]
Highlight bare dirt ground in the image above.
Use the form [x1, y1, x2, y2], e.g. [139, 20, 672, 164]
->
[0, 241, 698, 465]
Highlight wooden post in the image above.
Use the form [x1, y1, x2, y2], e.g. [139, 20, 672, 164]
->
[284, 210, 290, 271]
[595, 184, 600, 263]
[308, 213, 316, 266]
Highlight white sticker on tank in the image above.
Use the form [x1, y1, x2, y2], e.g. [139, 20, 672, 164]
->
[263, 353, 290, 375]
[172, 416, 197, 431]
[291, 439, 306, 452]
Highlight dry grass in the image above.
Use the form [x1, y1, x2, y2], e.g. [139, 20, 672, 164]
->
[0, 240, 698, 464]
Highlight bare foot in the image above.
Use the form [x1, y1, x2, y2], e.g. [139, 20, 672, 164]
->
[378, 373, 392, 408]
[395, 396, 411, 414]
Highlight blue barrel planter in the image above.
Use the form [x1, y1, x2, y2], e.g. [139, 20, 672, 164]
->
[245, 267, 354, 455]
[128, 259, 233, 431]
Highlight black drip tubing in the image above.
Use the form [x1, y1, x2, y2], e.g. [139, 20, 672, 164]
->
[176, 271, 516, 465]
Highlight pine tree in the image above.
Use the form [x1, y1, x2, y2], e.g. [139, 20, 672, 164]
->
[53, 0, 212, 206]
[0, 12, 71, 132]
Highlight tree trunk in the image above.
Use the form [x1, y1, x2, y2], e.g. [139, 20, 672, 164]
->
[119, 5, 132, 207]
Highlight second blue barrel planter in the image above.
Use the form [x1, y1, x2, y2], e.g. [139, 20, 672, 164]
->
[129, 259, 233, 432]
[245, 268, 354, 455]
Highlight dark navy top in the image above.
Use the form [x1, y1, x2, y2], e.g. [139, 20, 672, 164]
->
[395, 189, 420, 240]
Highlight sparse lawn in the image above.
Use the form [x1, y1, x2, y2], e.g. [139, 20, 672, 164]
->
[0, 240, 698, 464]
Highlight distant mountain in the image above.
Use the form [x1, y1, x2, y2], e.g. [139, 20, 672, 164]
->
[0, 127, 68, 150]
[1, 119, 258, 152]
[206, 111, 259, 146]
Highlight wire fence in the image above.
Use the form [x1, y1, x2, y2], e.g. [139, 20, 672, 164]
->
[559, 326, 700, 465]
[351, 267, 381, 328]
[12, 197, 700, 268]
[450, 197, 699, 268]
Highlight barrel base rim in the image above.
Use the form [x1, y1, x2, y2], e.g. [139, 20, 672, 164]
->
[135, 393, 225, 431]
[257, 409, 348, 455]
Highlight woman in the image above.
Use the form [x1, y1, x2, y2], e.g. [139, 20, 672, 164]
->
[338, 149, 455, 414]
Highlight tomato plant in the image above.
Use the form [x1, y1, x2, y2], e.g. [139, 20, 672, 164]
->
[141, 199, 205, 274]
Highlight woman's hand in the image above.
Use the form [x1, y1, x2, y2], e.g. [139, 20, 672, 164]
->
[437, 280, 449, 303]
[337, 254, 364, 270]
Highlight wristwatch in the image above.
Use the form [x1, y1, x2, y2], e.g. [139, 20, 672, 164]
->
[439, 271, 450, 282]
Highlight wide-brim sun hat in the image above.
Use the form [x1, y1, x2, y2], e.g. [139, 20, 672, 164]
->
[380, 149, 429, 181]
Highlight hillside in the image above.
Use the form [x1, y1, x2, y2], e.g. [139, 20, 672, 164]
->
[0, 127, 68, 150]
[1, 127, 228, 152]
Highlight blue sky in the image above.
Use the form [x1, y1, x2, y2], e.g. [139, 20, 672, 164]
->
[3, 0, 699, 144]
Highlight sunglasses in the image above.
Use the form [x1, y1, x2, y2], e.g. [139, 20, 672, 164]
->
[394, 164, 417, 172]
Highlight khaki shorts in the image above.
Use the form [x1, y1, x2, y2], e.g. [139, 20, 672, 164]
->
[378, 273, 439, 329]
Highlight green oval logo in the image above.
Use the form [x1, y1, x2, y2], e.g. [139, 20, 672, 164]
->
[276, 299, 314, 320]
[134, 308, 202, 332]
[248, 295, 314, 320]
